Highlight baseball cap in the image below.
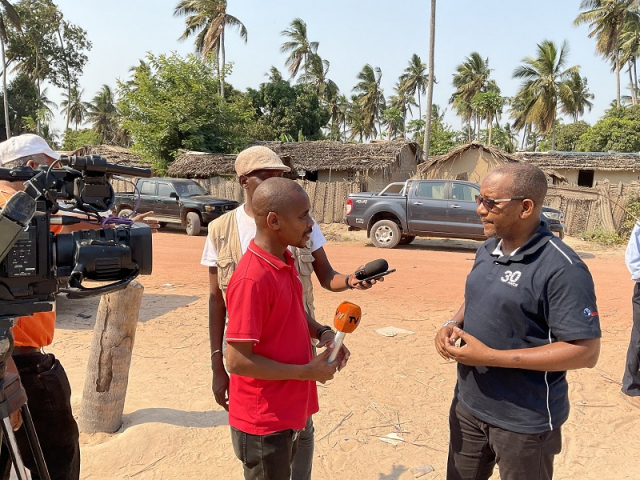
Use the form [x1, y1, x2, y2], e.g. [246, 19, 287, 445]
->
[235, 146, 291, 177]
[0, 134, 60, 165]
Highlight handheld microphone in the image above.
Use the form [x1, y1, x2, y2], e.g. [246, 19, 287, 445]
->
[327, 301, 362, 364]
[354, 259, 388, 280]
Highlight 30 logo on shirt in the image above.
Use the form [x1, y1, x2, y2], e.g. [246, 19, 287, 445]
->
[500, 270, 521, 287]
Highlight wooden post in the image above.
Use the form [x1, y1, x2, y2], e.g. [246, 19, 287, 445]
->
[79, 281, 144, 433]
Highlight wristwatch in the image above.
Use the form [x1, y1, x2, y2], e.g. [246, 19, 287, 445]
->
[316, 325, 333, 340]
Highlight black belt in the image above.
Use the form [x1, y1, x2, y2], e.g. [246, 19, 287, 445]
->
[12, 346, 41, 355]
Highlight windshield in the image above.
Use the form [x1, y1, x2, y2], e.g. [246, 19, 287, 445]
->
[174, 182, 204, 197]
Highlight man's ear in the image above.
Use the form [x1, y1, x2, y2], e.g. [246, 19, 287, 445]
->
[239, 176, 249, 189]
[26, 159, 38, 169]
[266, 211, 280, 230]
[520, 199, 535, 219]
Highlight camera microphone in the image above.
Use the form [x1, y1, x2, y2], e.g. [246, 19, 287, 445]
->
[354, 259, 388, 280]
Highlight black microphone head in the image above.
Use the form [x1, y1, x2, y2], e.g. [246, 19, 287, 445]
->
[355, 259, 388, 280]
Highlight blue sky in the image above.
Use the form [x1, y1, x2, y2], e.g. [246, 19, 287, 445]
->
[49, 0, 616, 137]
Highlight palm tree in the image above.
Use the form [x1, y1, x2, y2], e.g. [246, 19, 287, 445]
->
[399, 53, 428, 119]
[450, 52, 492, 140]
[513, 40, 578, 150]
[336, 94, 350, 141]
[574, 0, 639, 106]
[36, 87, 57, 125]
[560, 71, 595, 121]
[619, 13, 640, 104]
[280, 18, 318, 80]
[388, 82, 417, 135]
[87, 84, 118, 143]
[61, 85, 89, 131]
[0, 0, 20, 139]
[352, 64, 385, 140]
[424, 0, 436, 157]
[174, 0, 247, 98]
[301, 53, 338, 99]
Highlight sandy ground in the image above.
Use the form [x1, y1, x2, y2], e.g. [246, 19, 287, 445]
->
[47, 225, 640, 480]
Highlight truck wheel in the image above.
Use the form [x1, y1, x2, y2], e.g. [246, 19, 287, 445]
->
[371, 220, 401, 249]
[186, 212, 201, 236]
[118, 208, 133, 218]
[399, 235, 416, 245]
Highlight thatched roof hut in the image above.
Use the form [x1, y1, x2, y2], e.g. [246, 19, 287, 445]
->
[515, 151, 640, 170]
[516, 151, 640, 186]
[167, 140, 422, 191]
[70, 145, 151, 168]
[168, 150, 237, 178]
[417, 142, 519, 183]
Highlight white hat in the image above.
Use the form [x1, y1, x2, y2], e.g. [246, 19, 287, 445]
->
[0, 134, 60, 165]
[235, 146, 291, 176]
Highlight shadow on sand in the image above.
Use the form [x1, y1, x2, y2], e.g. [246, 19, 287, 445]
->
[121, 408, 228, 430]
[55, 293, 200, 330]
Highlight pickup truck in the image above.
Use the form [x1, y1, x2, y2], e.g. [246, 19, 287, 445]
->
[113, 178, 239, 235]
[344, 179, 565, 248]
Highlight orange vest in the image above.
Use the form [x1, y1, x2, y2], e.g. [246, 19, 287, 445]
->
[0, 185, 60, 347]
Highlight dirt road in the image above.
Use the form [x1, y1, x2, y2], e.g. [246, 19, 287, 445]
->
[52, 227, 640, 479]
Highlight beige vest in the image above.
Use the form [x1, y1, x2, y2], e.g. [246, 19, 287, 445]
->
[207, 209, 316, 320]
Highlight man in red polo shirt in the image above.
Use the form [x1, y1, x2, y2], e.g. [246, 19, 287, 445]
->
[225, 178, 342, 480]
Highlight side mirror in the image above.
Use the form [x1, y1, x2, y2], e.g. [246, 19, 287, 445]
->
[170, 192, 178, 199]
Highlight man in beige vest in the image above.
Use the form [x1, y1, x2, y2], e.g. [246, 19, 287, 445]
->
[201, 146, 380, 480]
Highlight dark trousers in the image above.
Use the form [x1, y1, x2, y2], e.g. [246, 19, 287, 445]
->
[0, 353, 80, 480]
[622, 282, 640, 396]
[231, 425, 303, 480]
[447, 397, 562, 480]
[291, 416, 313, 480]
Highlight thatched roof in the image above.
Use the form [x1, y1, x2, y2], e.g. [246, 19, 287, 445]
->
[70, 145, 151, 168]
[168, 150, 237, 178]
[256, 140, 421, 172]
[515, 151, 640, 171]
[417, 142, 518, 176]
[167, 140, 422, 179]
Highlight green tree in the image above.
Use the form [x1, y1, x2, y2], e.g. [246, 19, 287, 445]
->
[118, 53, 253, 170]
[174, 0, 247, 98]
[575, 0, 639, 106]
[399, 53, 428, 119]
[578, 116, 640, 151]
[0, 72, 37, 136]
[248, 73, 329, 141]
[408, 105, 458, 155]
[543, 121, 591, 150]
[62, 127, 100, 150]
[470, 90, 504, 145]
[280, 18, 318, 80]
[87, 85, 121, 144]
[388, 82, 417, 136]
[560, 71, 595, 121]
[352, 64, 385, 139]
[512, 40, 579, 150]
[450, 52, 492, 140]
[0, 0, 20, 139]
[60, 85, 88, 130]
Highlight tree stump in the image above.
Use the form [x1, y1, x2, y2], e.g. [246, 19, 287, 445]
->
[79, 281, 144, 433]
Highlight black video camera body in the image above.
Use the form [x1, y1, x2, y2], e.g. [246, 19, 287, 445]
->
[0, 155, 153, 318]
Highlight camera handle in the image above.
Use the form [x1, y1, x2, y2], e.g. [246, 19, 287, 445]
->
[0, 316, 51, 480]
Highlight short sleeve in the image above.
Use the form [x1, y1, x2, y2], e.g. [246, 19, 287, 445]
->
[226, 277, 270, 343]
[201, 235, 218, 267]
[545, 263, 601, 342]
[309, 219, 326, 252]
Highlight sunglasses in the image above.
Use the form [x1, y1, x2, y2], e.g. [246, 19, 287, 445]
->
[475, 195, 526, 211]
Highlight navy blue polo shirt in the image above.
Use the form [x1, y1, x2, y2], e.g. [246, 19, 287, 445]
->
[456, 224, 601, 434]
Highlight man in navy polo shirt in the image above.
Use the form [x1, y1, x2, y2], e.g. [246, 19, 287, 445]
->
[434, 163, 601, 480]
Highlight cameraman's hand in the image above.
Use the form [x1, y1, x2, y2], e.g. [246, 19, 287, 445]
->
[10, 410, 22, 432]
[212, 364, 230, 411]
[131, 211, 160, 233]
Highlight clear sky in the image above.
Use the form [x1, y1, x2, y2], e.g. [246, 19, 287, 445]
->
[48, 0, 616, 137]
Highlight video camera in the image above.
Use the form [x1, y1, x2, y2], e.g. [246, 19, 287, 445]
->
[0, 154, 153, 319]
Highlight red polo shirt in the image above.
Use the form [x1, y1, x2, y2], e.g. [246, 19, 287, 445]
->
[226, 240, 318, 435]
